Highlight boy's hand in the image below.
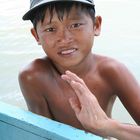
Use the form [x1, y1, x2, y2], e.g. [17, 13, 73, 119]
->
[61, 70, 109, 136]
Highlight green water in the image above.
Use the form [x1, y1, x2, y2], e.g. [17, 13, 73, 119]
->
[0, 0, 140, 123]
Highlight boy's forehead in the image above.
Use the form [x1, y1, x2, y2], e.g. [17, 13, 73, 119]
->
[45, 4, 84, 17]
[23, 0, 95, 20]
[42, 5, 86, 24]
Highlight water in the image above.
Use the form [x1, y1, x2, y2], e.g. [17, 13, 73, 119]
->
[0, 0, 140, 123]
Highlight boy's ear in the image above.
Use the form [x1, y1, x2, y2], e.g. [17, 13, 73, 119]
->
[94, 16, 102, 36]
[31, 28, 41, 45]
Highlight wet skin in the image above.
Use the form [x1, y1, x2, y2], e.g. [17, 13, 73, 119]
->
[19, 5, 140, 133]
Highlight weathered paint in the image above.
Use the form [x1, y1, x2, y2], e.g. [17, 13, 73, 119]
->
[0, 101, 103, 140]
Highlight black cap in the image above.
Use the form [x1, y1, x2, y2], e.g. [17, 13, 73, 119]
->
[22, 0, 95, 20]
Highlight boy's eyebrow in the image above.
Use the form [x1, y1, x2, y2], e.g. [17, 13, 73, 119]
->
[42, 22, 55, 26]
[70, 12, 89, 20]
[68, 12, 87, 20]
[42, 15, 84, 26]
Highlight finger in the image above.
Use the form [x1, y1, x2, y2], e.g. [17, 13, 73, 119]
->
[71, 80, 98, 108]
[62, 71, 95, 103]
[69, 98, 81, 114]
[70, 79, 91, 97]
[61, 71, 85, 88]
[65, 71, 85, 85]
[70, 80, 87, 104]
[61, 74, 71, 83]
[61, 75, 88, 105]
[61, 74, 87, 100]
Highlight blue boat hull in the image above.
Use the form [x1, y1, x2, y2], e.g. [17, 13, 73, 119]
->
[0, 101, 102, 140]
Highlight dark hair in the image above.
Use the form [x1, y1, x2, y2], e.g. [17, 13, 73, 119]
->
[30, 1, 95, 30]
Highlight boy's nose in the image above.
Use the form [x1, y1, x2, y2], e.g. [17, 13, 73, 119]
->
[57, 28, 73, 44]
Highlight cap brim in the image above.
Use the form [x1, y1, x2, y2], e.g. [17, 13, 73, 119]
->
[22, 0, 94, 20]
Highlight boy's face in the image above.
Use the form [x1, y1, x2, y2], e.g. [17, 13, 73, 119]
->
[31, 5, 102, 68]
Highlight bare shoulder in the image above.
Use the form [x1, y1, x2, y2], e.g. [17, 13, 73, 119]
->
[19, 57, 51, 79]
[18, 57, 55, 118]
[95, 54, 137, 89]
[96, 55, 126, 76]
[18, 57, 53, 90]
[96, 54, 140, 93]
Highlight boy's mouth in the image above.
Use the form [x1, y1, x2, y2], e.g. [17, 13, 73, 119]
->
[58, 48, 77, 55]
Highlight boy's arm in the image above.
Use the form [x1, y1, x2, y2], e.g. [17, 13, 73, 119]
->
[61, 70, 140, 139]
[18, 69, 53, 119]
[101, 60, 140, 125]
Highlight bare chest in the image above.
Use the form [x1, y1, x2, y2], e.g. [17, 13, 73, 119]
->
[43, 75, 115, 128]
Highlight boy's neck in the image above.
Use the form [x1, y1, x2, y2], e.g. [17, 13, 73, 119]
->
[51, 53, 96, 77]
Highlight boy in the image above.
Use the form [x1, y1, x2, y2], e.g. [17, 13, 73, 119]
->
[19, 0, 140, 139]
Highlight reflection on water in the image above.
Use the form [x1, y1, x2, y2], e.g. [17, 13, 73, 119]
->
[0, 0, 140, 123]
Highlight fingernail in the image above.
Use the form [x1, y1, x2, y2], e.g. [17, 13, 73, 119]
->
[71, 80, 75, 84]
[61, 75, 66, 80]
[66, 70, 71, 74]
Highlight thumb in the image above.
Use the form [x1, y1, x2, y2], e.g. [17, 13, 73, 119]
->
[69, 98, 81, 114]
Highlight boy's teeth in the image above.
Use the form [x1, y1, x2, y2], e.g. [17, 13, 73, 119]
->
[61, 49, 76, 54]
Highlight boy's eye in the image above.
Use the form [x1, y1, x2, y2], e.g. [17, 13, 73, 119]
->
[70, 23, 82, 29]
[45, 27, 56, 32]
